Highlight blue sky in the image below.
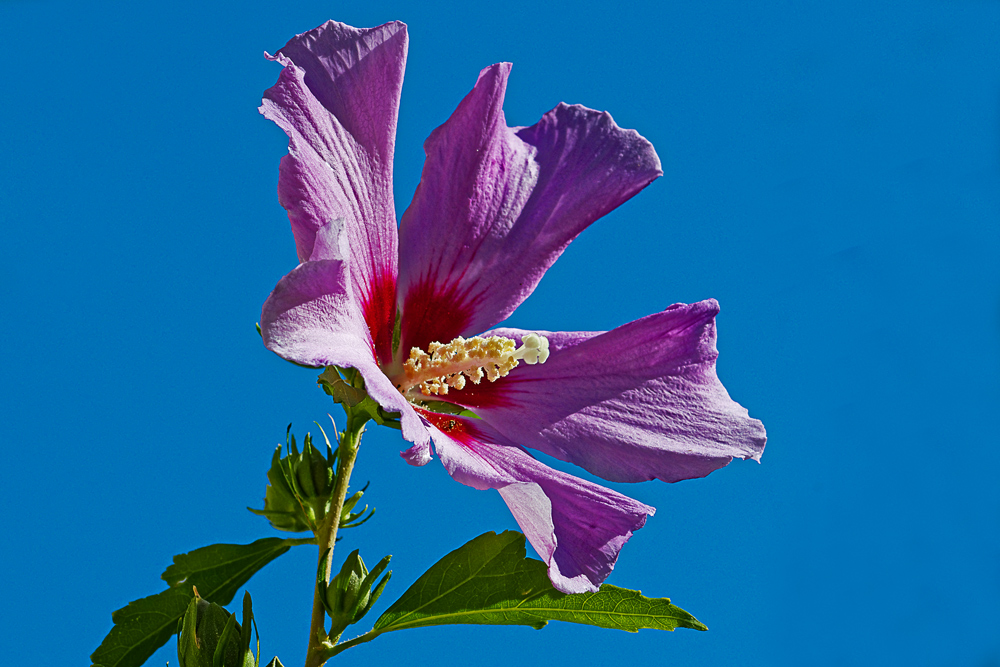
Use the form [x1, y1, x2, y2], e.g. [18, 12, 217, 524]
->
[2, 0, 998, 665]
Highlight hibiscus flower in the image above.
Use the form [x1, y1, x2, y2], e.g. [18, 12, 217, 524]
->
[259, 20, 766, 594]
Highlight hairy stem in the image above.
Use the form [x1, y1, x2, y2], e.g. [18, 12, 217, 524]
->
[322, 628, 384, 660]
[304, 412, 365, 667]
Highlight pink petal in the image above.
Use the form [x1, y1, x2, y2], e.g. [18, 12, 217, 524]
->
[445, 300, 767, 483]
[419, 409, 654, 594]
[260, 251, 428, 449]
[261, 21, 406, 364]
[397, 64, 661, 353]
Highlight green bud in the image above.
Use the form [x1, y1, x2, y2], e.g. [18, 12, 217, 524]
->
[333, 550, 369, 615]
[177, 589, 258, 667]
[249, 426, 337, 533]
[318, 550, 392, 636]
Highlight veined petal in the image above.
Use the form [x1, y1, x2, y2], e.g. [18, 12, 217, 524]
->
[397, 64, 661, 353]
[260, 257, 429, 448]
[444, 300, 767, 483]
[261, 20, 406, 363]
[418, 409, 654, 594]
[396, 63, 534, 352]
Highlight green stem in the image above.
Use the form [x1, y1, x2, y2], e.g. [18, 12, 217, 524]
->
[322, 627, 386, 660]
[304, 411, 365, 667]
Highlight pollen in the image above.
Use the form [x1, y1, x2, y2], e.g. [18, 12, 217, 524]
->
[395, 333, 550, 397]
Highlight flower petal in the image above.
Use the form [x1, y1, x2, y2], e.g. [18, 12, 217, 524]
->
[397, 64, 661, 353]
[261, 20, 406, 363]
[418, 409, 654, 594]
[260, 254, 429, 448]
[444, 300, 767, 483]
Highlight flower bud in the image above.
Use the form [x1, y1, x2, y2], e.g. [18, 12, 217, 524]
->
[319, 550, 392, 635]
[249, 427, 336, 533]
[177, 589, 257, 667]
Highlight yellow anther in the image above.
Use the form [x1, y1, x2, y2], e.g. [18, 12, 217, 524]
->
[393, 333, 550, 397]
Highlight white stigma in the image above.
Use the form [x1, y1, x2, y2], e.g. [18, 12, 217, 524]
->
[394, 333, 551, 397]
[510, 332, 550, 365]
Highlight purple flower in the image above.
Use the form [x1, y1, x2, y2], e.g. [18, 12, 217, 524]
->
[260, 20, 766, 594]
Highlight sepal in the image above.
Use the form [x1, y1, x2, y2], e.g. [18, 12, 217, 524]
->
[340, 483, 375, 530]
[318, 367, 401, 428]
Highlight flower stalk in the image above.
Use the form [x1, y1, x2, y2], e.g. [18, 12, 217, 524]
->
[304, 409, 366, 667]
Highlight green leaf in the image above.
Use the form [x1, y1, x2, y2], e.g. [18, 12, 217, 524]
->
[91, 538, 312, 667]
[327, 531, 704, 658]
[162, 538, 312, 601]
[372, 531, 705, 633]
[91, 587, 192, 667]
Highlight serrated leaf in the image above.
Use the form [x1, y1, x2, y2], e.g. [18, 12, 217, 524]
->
[92, 538, 311, 667]
[162, 538, 310, 601]
[373, 531, 706, 634]
[91, 587, 192, 667]
[327, 532, 704, 659]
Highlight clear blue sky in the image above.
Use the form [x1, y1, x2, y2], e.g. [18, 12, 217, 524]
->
[2, 1, 998, 665]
